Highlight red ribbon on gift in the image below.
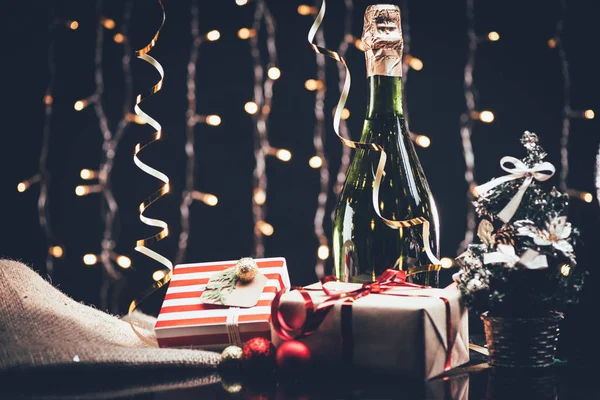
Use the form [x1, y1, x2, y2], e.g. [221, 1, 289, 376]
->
[271, 270, 456, 372]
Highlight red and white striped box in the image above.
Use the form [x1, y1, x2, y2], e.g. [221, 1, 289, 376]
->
[155, 257, 290, 350]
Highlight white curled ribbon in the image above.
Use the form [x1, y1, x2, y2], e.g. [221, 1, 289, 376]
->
[483, 244, 548, 270]
[475, 156, 555, 223]
[127, 0, 172, 347]
[131, 0, 171, 272]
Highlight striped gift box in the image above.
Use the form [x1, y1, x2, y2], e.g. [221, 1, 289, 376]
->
[155, 257, 290, 350]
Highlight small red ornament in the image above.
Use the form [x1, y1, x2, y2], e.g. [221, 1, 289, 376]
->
[242, 337, 275, 367]
[275, 340, 312, 372]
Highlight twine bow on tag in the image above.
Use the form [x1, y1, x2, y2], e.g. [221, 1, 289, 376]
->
[474, 156, 555, 223]
[226, 307, 242, 347]
[483, 244, 548, 270]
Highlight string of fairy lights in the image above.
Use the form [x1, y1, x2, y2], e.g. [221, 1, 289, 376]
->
[400, 0, 413, 130]
[398, 1, 453, 270]
[298, 4, 335, 276]
[456, 0, 594, 256]
[73, 1, 121, 308]
[237, 0, 288, 258]
[596, 149, 600, 207]
[174, 0, 221, 266]
[309, 2, 330, 278]
[16, 13, 80, 274]
[72, 1, 138, 311]
[457, 0, 498, 254]
[398, 0, 430, 149]
[20, 2, 597, 292]
[550, 0, 595, 204]
[332, 0, 353, 198]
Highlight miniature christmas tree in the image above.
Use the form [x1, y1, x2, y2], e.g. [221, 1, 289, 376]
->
[454, 131, 586, 318]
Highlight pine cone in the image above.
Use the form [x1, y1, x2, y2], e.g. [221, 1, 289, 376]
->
[495, 226, 515, 246]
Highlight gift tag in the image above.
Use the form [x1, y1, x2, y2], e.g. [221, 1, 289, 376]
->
[201, 268, 267, 307]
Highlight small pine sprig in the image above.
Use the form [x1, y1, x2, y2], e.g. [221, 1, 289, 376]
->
[520, 131, 547, 167]
[203, 268, 237, 304]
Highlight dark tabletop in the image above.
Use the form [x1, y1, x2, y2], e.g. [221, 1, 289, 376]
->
[1, 337, 599, 400]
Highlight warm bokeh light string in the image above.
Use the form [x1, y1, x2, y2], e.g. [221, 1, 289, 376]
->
[74, 1, 136, 310]
[299, 2, 352, 277]
[400, 0, 412, 129]
[458, 0, 498, 253]
[400, 1, 454, 268]
[551, 0, 595, 204]
[332, 0, 353, 198]
[98, 1, 135, 310]
[595, 148, 600, 207]
[238, 0, 287, 257]
[17, 13, 76, 275]
[309, 2, 330, 278]
[175, 0, 220, 266]
[398, 0, 429, 149]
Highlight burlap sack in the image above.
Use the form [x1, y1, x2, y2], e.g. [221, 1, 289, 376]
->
[0, 259, 220, 371]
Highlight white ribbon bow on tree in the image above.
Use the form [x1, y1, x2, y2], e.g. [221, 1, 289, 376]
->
[483, 244, 548, 270]
[474, 156, 555, 223]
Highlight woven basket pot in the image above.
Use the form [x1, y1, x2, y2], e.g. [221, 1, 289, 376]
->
[481, 311, 563, 368]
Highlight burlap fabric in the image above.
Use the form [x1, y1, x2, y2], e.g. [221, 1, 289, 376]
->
[0, 259, 220, 371]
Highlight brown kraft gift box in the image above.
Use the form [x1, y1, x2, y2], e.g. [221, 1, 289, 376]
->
[271, 281, 470, 380]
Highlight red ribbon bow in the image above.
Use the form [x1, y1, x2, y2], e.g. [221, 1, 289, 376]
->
[271, 269, 455, 372]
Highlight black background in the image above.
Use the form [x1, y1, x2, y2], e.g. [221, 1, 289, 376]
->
[3, 0, 599, 360]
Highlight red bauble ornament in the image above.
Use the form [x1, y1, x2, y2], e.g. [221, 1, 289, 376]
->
[275, 340, 312, 372]
[242, 337, 275, 367]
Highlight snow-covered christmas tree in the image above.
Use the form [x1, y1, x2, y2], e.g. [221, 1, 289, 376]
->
[454, 131, 586, 317]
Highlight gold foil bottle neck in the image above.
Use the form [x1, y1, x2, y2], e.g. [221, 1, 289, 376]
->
[362, 4, 403, 77]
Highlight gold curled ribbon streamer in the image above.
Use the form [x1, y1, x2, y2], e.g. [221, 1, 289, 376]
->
[308, 1, 440, 268]
[127, 0, 173, 346]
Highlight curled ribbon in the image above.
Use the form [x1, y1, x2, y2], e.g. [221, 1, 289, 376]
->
[271, 269, 455, 371]
[127, 0, 173, 346]
[475, 156, 555, 223]
[483, 244, 548, 270]
[308, 1, 440, 268]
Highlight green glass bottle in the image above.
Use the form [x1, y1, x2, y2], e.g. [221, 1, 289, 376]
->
[332, 4, 440, 286]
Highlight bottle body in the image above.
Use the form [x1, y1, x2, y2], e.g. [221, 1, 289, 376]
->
[332, 76, 440, 286]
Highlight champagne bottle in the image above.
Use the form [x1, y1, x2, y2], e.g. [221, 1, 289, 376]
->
[332, 4, 440, 286]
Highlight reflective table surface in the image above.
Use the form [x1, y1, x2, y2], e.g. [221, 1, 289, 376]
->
[2, 339, 598, 399]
